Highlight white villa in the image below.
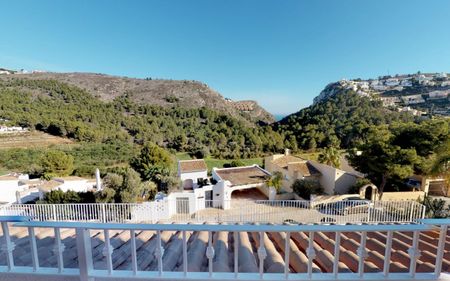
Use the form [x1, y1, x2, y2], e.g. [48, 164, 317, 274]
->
[168, 161, 271, 213]
[264, 150, 360, 197]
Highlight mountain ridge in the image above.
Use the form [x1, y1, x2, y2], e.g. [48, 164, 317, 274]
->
[0, 71, 275, 124]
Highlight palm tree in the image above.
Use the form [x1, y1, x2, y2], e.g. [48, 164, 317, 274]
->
[267, 171, 283, 193]
[426, 139, 450, 194]
[318, 146, 341, 168]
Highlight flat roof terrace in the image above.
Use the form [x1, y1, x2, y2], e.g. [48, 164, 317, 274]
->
[214, 165, 270, 186]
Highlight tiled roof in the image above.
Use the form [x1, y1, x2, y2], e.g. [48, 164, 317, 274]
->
[179, 159, 207, 173]
[0, 176, 19, 180]
[215, 166, 269, 186]
[38, 180, 63, 192]
[289, 162, 321, 176]
[271, 155, 305, 169]
[54, 176, 87, 181]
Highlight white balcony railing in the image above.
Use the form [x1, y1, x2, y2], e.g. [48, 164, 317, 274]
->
[0, 217, 449, 281]
[0, 199, 426, 224]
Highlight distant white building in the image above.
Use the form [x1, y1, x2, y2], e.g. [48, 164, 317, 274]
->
[370, 80, 380, 86]
[356, 81, 370, 90]
[178, 159, 208, 190]
[53, 176, 96, 193]
[372, 85, 387, 91]
[380, 96, 401, 106]
[385, 78, 400, 86]
[400, 79, 413, 87]
[417, 74, 433, 84]
[0, 125, 27, 133]
[428, 90, 449, 99]
[398, 106, 425, 116]
[402, 94, 425, 105]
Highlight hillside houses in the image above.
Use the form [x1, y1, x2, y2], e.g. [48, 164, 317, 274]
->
[380, 96, 401, 106]
[0, 125, 27, 133]
[402, 94, 426, 105]
[428, 90, 449, 99]
[0, 172, 98, 204]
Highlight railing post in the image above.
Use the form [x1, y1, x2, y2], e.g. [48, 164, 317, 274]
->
[408, 230, 421, 278]
[76, 227, 94, 281]
[383, 231, 393, 277]
[434, 225, 448, 277]
[257, 231, 267, 279]
[333, 232, 341, 277]
[357, 231, 368, 278]
[52, 205, 57, 221]
[130, 229, 138, 275]
[367, 205, 372, 223]
[28, 226, 39, 272]
[284, 232, 290, 279]
[102, 204, 106, 223]
[234, 231, 239, 278]
[1, 222, 15, 271]
[409, 202, 414, 222]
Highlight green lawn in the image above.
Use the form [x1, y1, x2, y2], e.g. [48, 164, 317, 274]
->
[296, 151, 321, 161]
[174, 153, 263, 172]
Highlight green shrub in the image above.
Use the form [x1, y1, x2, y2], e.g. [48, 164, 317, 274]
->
[292, 179, 323, 200]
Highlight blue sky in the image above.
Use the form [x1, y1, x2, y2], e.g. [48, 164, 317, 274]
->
[1, 0, 450, 115]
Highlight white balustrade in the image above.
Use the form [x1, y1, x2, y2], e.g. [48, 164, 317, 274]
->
[0, 218, 448, 281]
[0, 199, 427, 225]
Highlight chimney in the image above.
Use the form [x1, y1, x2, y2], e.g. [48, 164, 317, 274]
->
[95, 168, 102, 190]
[284, 148, 290, 156]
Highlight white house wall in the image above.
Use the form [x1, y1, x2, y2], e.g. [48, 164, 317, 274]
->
[0, 180, 25, 203]
[334, 171, 358, 194]
[309, 162, 357, 195]
[309, 162, 337, 195]
[180, 171, 207, 188]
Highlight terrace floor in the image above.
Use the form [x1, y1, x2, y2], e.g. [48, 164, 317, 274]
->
[231, 188, 267, 200]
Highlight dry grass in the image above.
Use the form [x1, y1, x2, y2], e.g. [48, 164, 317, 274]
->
[0, 131, 73, 149]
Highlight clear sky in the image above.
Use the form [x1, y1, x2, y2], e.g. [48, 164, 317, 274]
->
[1, 0, 450, 115]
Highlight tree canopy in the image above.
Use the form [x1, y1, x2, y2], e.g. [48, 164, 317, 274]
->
[274, 91, 414, 150]
[41, 150, 74, 179]
[348, 120, 449, 198]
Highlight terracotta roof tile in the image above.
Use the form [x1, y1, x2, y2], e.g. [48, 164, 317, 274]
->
[289, 162, 321, 176]
[215, 166, 269, 186]
[271, 155, 305, 169]
[179, 159, 207, 173]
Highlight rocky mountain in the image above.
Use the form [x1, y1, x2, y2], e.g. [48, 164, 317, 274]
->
[313, 73, 450, 116]
[0, 72, 274, 124]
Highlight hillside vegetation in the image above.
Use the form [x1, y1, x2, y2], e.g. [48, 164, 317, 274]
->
[0, 72, 274, 124]
[0, 78, 284, 159]
[274, 91, 414, 150]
